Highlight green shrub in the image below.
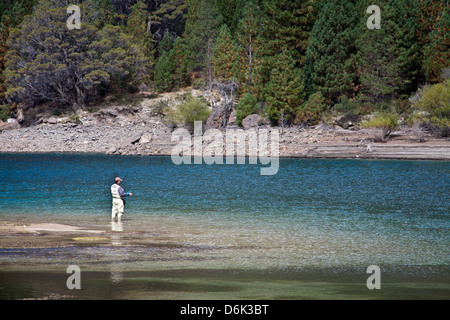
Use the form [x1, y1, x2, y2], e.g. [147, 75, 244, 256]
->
[334, 95, 360, 117]
[152, 99, 169, 116]
[414, 80, 450, 137]
[68, 114, 82, 125]
[166, 94, 210, 130]
[0, 104, 12, 122]
[362, 112, 399, 142]
[192, 77, 207, 90]
[236, 92, 258, 127]
[296, 91, 327, 125]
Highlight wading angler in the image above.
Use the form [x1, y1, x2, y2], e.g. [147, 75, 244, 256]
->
[171, 121, 279, 176]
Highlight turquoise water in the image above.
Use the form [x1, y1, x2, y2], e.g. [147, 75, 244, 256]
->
[0, 153, 449, 299]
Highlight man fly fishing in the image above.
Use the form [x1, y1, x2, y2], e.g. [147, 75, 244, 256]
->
[111, 177, 132, 222]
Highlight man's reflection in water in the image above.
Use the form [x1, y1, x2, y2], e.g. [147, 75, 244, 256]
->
[111, 221, 123, 232]
[110, 221, 124, 284]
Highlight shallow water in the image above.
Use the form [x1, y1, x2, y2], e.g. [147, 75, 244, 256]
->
[0, 153, 449, 299]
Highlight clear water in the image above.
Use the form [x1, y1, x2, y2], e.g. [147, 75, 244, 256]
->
[0, 153, 449, 299]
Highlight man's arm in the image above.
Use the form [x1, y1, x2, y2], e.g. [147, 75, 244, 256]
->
[118, 186, 131, 197]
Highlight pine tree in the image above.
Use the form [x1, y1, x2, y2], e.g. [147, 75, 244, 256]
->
[304, 0, 359, 103]
[423, 10, 450, 83]
[253, 0, 316, 104]
[264, 52, 304, 124]
[155, 29, 175, 92]
[296, 91, 327, 125]
[231, 0, 259, 35]
[158, 29, 175, 55]
[149, 0, 188, 39]
[391, 0, 422, 96]
[155, 51, 174, 92]
[126, 1, 154, 82]
[416, 0, 449, 83]
[234, 0, 263, 95]
[356, 0, 421, 104]
[90, 0, 117, 28]
[169, 36, 190, 88]
[216, 0, 246, 34]
[260, 0, 316, 66]
[211, 24, 236, 82]
[183, 0, 222, 74]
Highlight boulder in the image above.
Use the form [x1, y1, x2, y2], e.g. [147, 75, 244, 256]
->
[130, 131, 143, 144]
[108, 109, 119, 117]
[106, 146, 117, 154]
[139, 132, 152, 144]
[0, 118, 21, 131]
[47, 117, 58, 124]
[335, 115, 358, 130]
[242, 114, 261, 129]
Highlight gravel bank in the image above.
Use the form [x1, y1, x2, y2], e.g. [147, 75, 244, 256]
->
[0, 92, 449, 160]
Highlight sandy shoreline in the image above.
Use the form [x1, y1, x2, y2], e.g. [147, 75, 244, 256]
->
[0, 221, 110, 249]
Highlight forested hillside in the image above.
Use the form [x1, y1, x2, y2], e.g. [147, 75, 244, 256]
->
[0, 0, 448, 135]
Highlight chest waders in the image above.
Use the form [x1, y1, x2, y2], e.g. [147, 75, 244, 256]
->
[111, 184, 125, 220]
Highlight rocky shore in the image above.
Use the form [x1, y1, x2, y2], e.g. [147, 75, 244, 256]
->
[0, 90, 449, 160]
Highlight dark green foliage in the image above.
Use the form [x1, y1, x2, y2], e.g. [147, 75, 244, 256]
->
[183, 0, 223, 74]
[155, 30, 180, 92]
[211, 24, 236, 82]
[215, 0, 248, 34]
[0, 0, 448, 128]
[4, 0, 146, 110]
[236, 92, 258, 126]
[356, 0, 419, 104]
[0, 103, 12, 121]
[158, 29, 175, 55]
[0, 1, 17, 19]
[304, 0, 358, 104]
[155, 51, 174, 92]
[260, 0, 316, 66]
[391, 0, 422, 96]
[90, 0, 118, 28]
[0, 0, 35, 103]
[296, 91, 327, 125]
[264, 52, 304, 125]
[334, 96, 362, 117]
[416, 0, 450, 84]
[250, 0, 315, 111]
[234, 0, 263, 95]
[126, 0, 154, 81]
[169, 36, 190, 88]
[149, 0, 188, 39]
